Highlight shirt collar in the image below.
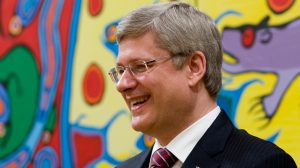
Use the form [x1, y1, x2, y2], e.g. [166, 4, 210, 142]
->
[151, 106, 221, 163]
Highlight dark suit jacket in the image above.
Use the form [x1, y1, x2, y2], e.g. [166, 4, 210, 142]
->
[117, 111, 297, 168]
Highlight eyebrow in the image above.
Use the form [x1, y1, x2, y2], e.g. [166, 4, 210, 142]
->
[116, 57, 153, 66]
[116, 57, 139, 66]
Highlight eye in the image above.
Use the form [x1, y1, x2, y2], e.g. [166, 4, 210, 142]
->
[259, 28, 272, 44]
[145, 60, 156, 68]
[242, 27, 255, 48]
[116, 66, 126, 75]
[130, 61, 148, 73]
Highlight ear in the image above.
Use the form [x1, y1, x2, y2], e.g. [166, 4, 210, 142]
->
[186, 51, 206, 87]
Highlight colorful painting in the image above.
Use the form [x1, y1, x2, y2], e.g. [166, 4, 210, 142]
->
[0, 0, 299, 167]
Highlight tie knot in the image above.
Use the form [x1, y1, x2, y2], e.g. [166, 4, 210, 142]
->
[150, 148, 178, 168]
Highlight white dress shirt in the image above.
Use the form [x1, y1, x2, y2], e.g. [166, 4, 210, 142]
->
[150, 106, 221, 168]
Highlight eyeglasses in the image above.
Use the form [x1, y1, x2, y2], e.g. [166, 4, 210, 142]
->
[108, 56, 173, 83]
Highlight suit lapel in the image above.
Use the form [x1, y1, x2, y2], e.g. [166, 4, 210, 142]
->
[182, 111, 233, 168]
[181, 145, 219, 168]
[134, 148, 152, 168]
[117, 147, 152, 168]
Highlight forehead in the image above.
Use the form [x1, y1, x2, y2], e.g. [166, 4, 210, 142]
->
[117, 32, 170, 64]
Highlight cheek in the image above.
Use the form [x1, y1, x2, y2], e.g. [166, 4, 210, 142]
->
[136, 74, 162, 88]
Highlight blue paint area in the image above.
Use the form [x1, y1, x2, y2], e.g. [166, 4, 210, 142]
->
[25, 121, 43, 149]
[215, 10, 242, 24]
[0, 0, 64, 166]
[102, 20, 120, 57]
[0, 146, 31, 167]
[0, 84, 9, 123]
[136, 134, 148, 151]
[266, 130, 280, 143]
[71, 110, 130, 167]
[37, 0, 63, 121]
[17, 0, 42, 26]
[34, 147, 58, 168]
[218, 77, 281, 143]
[217, 78, 263, 126]
[60, 0, 82, 167]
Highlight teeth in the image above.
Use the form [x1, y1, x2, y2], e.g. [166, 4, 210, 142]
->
[130, 96, 149, 106]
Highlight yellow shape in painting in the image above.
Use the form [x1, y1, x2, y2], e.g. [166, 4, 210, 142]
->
[230, 72, 277, 133]
[107, 112, 141, 161]
[200, 0, 300, 165]
[95, 161, 114, 168]
[267, 76, 300, 165]
[223, 71, 300, 166]
[69, 0, 155, 167]
[232, 73, 300, 166]
[69, 0, 153, 128]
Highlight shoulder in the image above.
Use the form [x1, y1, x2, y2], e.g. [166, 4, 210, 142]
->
[230, 128, 285, 154]
[222, 128, 297, 167]
[254, 150, 297, 167]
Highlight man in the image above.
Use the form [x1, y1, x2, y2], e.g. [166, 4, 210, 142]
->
[108, 2, 297, 168]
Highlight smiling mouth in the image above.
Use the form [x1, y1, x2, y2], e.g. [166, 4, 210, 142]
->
[130, 96, 150, 110]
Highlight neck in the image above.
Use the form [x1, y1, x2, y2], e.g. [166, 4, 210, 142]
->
[156, 97, 217, 146]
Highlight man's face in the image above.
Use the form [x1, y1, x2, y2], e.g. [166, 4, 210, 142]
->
[116, 32, 191, 138]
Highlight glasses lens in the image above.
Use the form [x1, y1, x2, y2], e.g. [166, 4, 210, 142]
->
[116, 66, 126, 75]
[109, 68, 119, 83]
[109, 56, 172, 84]
[130, 61, 148, 74]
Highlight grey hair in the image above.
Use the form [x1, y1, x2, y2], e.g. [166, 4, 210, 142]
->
[116, 2, 223, 98]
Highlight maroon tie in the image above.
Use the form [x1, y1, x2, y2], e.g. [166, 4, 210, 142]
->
[150, 148, 178, 168]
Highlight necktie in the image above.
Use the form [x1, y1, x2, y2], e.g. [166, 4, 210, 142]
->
[150, 148, 178, 168]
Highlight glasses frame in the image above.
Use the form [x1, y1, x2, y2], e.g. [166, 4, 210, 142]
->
[108, 56, 173, 83]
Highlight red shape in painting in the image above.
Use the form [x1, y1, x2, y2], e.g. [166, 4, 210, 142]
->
[72, 131, 103, 167]
[83, 64, 105, 105]
[88, 0, 103, 16]
[242, 27, 255, 48]
[267, 0, 295, 14]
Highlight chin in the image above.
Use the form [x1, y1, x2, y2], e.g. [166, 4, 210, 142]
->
[131, 122, 144, 132]
[131, 114, 155, 133]
[131, 120, 149, 133]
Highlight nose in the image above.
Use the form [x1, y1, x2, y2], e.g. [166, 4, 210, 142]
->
[116, 69, 137, 93]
